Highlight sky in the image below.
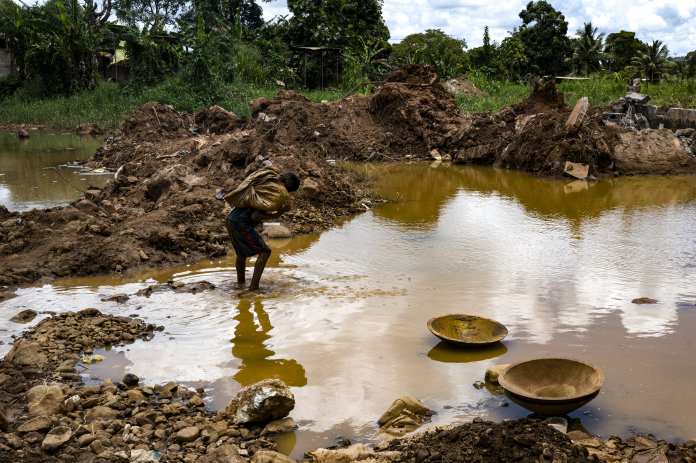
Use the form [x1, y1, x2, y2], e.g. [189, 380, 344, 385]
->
[261, 0, 696, 56]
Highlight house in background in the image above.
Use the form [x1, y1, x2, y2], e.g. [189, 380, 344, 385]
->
[0, 34, 15, 78]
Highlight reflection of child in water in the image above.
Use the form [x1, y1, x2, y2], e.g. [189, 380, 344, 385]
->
[231, 299, 307, 387]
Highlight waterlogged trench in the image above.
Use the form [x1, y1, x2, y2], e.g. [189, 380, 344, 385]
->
[2, 157, 696, 456]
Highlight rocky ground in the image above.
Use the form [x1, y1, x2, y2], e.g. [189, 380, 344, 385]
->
[2, 65, 695, 287]
[0, 309, 299, 463]
[1, 310, 695, 463]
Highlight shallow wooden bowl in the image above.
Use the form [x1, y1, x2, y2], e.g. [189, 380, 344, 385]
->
[427, 314, 508, 346]
[498, 358, 604, 416]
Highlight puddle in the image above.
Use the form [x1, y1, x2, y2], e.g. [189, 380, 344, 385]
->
[2, 163, 696, 457]
[0, 131, 109, 211]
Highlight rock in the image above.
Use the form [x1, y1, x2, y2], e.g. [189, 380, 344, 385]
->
[85, 406, 119, 423]
[200, 444, 245, 463]
[102, 294, 130, 303]
[8, 340, 47, 367]
[123, 373, 140, 387]
[27, 384, 64, 416]
[308, 444, 376, 463]
[613, 129, 696, 175]
[189, 394, 204, 407]
[544, 417, 568, 434]
[10, 309, 38, 323]
[566, 97, 589, 132]
[262, 417, 298, 435]
[77, 123, 102, 136]
[300, 178, 321, 198]
[378, 396, 434, 438]
[75, 199, 100, 213]
[263, 224, 292, 239]
[17, 416, 52, 433]
[563, 161, 589, 180]
[225, 379, 295, 425]
[176, 426, 200, 443]
[252, 450, 296, 463]
[484, 364, 511, 385]
[0, 408, 10, 432]
[430, 149, 442, 161]
[126, 389, 146, 403]
[130, 448, 161, 462]
[42, 426, 72, 451]
[139, 249, 149, 261]
[632, 297, 658, 304]
[78, 433, 97, 447]
[567, 430, 593, 441]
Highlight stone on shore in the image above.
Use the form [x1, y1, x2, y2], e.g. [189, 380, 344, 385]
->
[27, 384, 64, 417]
[10, 309, 38, 323]
[41, 426, 72, 451]
[226, 379, 295, 425]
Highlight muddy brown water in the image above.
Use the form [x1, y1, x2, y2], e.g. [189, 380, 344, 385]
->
[2, 162, 696, 457]
[0, 131, 109, 211]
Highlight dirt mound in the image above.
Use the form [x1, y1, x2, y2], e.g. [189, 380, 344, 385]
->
[369, 82, 464, 154]
[384, 64, 438, 86]
[383, 418, 596, 462]
[121, 101, 192, 141]
[194, 105, 242, 134]
[2, 71, 696, 286]
[497, 110, 617, 176]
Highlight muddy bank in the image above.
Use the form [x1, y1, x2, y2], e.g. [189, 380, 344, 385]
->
[0, 309, 696, 463]
[2, 66, 696, 286]
[2, 311, 695, 462]
[0, 310, 291, 462]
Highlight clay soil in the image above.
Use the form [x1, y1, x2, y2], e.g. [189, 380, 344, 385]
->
[1, 66, 696, 287]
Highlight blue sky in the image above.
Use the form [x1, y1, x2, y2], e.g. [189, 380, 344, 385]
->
[261, 0, 696, 56]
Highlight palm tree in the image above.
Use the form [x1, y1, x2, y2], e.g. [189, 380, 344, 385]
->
[572, 22, 604, 75]
[631, 40, 672, 83]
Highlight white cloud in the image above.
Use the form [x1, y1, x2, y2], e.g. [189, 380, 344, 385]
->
[262, 0, 696, 55]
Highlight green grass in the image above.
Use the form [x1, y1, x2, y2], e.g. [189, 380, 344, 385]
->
[2, 74, 695, 130]
[455, 74, 696, 113]
[0, 79, 347, 131]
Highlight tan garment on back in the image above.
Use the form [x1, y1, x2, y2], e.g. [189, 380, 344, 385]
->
[223, 168, 290, 212]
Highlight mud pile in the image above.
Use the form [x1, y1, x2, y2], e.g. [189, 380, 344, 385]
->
[2, 67, 696, 286]
[382, 418, 596, 462]
[375, 418, 696, 463]
[452, 79, 696, 177]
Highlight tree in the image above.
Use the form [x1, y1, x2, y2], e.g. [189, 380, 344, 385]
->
[391, 29, 467, 79]
[467, 25, 496, 74]
[571, 22, 604, 75]
[631, 40, 672, 82]
[286, 0, 389, 50]
[496, 34, 528, 80]
[604, 30, 643, 72]
[516, 1, 571, 76]
[685, 50, 696, 78]
[115, 0, 185, 33]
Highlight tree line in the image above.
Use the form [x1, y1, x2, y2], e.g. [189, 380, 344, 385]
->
[1, 0, 695, 100]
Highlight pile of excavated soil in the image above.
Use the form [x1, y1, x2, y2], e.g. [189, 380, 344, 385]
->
[2, 67, 696, 286]
[382, 418, 597, 463]
[0, 310, 288, 463]
[0, 68, 465, 286]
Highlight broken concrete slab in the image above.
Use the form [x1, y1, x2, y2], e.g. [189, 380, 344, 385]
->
[565, 97, 589, 131]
